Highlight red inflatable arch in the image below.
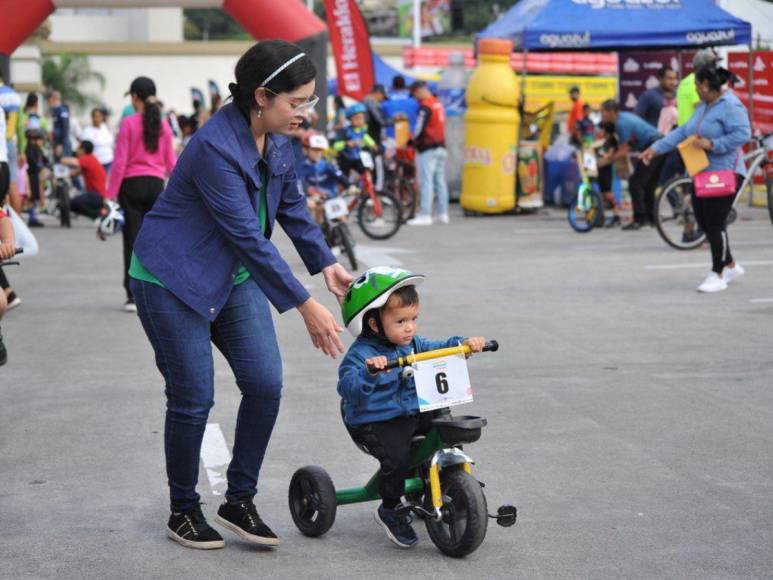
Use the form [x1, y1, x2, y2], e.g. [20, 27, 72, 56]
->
[0, 0, 329, 109]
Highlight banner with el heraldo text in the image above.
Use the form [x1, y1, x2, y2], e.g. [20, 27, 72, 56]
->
[324, 0, 375, 101]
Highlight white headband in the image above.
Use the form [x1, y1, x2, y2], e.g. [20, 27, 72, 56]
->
[260, 53, 306, 87]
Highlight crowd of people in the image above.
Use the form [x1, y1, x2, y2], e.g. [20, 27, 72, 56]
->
[296, 75, 451, 228]
[564, 48, 751, 292]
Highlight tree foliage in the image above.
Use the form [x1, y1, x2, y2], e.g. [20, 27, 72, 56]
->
[41, 53, 106, 110]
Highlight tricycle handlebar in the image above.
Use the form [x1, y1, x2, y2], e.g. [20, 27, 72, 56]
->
[367, 340, 498, 375]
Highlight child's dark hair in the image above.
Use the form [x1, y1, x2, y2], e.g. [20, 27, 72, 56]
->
[79, 140, 94, 155]
[695, 66, 733, 93]
[228, 40, 317, 119]
[361, 285, 420, 338]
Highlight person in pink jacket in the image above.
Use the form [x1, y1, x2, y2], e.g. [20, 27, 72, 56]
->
[109, 76, 176, 312]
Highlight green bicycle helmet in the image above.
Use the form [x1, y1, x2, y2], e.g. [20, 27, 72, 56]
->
[341, 267, 424, 337]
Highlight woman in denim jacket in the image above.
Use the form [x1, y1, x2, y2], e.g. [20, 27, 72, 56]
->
[130, 41, 354, 550]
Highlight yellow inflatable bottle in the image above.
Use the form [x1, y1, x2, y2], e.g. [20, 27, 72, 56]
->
[461, 39, 519, 214]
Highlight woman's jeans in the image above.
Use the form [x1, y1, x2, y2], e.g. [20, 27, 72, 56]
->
[417, 147, 449, 218]
[131, 277, 283, 512]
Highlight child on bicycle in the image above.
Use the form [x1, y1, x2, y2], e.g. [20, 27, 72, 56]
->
[301, 133, 351, 224]
[338, 267, 486, 548]
[595, 121, 621, 227]
[334, 103, 377, 177]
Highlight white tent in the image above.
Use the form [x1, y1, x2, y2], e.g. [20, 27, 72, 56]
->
[720, 0, 773, 49]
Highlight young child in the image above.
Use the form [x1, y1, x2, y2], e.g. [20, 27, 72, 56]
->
[24, 128, 47, 227]
[334, 103, 376, 176]
[574, 104, 595, 147]
[301, 133, 351, 223]
[338, 267, 486, 548]
[595, 121, 621, 227]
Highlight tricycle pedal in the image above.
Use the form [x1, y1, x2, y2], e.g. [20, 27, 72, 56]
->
[489, 504, 517, 527]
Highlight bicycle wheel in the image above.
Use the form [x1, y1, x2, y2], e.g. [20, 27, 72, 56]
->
[767, 174, 773, 227]
[655, 177, 705, 250]
[58, 183, 71, 228]
[357, 192, 402, 240]
[568, 184, 603, 233]
[399, 181, 418, 221]
[336, 222, 358, 271]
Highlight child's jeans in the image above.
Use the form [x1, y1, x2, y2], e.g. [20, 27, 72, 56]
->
[348, 413, 435, 507]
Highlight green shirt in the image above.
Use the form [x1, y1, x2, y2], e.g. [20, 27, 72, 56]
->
[129, 165, 268, 288]
[676, 73, 700, 127]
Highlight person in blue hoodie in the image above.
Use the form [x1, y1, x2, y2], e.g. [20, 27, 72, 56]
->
[338, 267, 486, 548]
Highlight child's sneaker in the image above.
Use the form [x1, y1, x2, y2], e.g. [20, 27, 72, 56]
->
[374, 504, 418, 548]
[167, 504, 225, 550]
[723, 263, 744, 283]
[214, 498, 279, 546]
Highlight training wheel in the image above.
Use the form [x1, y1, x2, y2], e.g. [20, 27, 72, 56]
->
[288, 465, 337, 537]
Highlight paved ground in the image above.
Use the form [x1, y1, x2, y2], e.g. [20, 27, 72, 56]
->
[2, 204, 773, 579]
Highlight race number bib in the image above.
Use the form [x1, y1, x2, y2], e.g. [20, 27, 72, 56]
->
[323, 197, 349, 220]
[414, 351, 473, 412]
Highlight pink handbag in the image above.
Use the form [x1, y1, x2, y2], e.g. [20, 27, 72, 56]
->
[694, 169, 737, 198]
[693, 108, 739, 198]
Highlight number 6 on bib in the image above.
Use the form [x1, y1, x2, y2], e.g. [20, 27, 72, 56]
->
[413, 348, 473, 412]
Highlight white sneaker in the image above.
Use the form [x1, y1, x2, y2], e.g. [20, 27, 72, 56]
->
[697, 272, 728, 293]
[123, 300, 138, 313]
[436, 213, 450, 224]
[722, 263, 744, 283]
[406, 215, 433, 226]
[6, 296, 21, 310]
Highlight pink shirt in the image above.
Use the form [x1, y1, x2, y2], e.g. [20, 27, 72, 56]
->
[107, 113, 176, 200]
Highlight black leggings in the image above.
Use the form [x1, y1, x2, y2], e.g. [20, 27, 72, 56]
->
[349, 413, 435, 508]
[117, 176, 164, 300]
[691, 175, 741, 274]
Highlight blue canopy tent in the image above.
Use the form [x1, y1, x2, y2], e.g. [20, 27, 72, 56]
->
[477, 0, 751, 51]
[328, 52, 433, 96]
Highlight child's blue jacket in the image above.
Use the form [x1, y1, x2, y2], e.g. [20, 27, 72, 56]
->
[338, 334, 465, 426]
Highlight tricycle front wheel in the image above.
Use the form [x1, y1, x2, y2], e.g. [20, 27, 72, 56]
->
[288, 465, 337, 537]
[425, 469, 488, 558]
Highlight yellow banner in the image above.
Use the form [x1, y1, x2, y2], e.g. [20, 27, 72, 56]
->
[521, 75, 617, 112]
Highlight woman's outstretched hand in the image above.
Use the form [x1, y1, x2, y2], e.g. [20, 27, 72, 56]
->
[322, 263, 355, 302]
[298, 297, 345, 359]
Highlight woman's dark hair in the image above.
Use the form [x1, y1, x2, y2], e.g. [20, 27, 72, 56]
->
[24, 93, 38, 110]
[695, 66, 733, 93]
[128, 76, 161, 153]
[228, 40, 316, 117]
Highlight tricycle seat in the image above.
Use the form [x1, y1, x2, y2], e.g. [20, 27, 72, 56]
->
[431, 415, 487, 445]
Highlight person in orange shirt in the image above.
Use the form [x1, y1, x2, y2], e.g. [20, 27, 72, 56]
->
[567, 86, 584, 146]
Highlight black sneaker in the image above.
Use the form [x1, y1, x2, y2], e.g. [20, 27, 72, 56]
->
[374, 504, 418, 548]
[214, 498, 279, 546]
[0, 327, 7, 366]
[167, 504, 225, 550]
[28, 220, 45, 228]
[621, 221, 644, 231]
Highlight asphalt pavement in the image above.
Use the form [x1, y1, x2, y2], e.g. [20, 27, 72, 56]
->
[2, 203, 772, 579]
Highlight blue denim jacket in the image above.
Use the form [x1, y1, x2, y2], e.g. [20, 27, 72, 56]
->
[133, 103, 336, 320]
[338, 334, 465, 426]
[652, 91, 751, 175]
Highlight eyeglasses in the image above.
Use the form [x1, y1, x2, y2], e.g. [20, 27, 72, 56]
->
[264, 88, 319, 115]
